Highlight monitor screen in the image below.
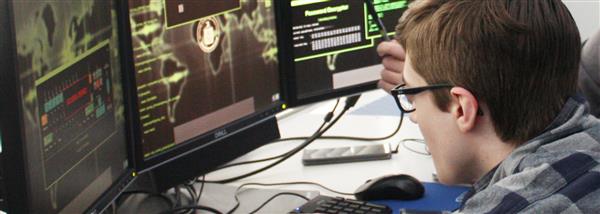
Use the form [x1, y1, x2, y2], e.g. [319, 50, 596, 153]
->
[1, 0, 133, 212]
[281, 0, 409, 106]
[121, 0, 282, 171]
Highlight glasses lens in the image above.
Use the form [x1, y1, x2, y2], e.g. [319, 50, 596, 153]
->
[399, 94, 414, 112]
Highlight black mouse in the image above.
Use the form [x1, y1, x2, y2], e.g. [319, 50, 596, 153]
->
[354, 174, 425, 201]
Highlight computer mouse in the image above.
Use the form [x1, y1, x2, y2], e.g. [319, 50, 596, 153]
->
[354, 174, 425, 201]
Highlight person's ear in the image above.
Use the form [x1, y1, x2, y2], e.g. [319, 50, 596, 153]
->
[449, 87, 479, 132]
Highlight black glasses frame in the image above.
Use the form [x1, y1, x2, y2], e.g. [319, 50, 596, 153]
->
[390, 83, 453, 113]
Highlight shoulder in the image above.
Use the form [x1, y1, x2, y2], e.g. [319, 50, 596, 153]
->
[520, 165, 600, 213]
[579, 30, 600, 117]
[581, 29, 600, 83]
[582, 30, 600, 61]
[460, 152, 600, 213]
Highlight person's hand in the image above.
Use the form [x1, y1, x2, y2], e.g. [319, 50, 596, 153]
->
[377, 40, 406, 93]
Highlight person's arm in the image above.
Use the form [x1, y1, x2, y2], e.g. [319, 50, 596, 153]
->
[578, 30, 600, 117]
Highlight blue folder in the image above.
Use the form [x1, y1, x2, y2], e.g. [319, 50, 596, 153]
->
[370, 182, 470, 214]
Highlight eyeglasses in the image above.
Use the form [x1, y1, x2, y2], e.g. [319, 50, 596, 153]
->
[390, 83, 453, 113]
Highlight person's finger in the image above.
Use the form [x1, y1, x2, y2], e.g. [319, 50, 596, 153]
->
[376, 40, 406, 59]
[380, 69, 403, 86]
[382, 57, 404, 72]
[378, 80, 397, 94]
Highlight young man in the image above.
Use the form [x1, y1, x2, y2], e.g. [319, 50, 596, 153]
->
[579, 29, 600, 117]
[379, 0, 600, 213]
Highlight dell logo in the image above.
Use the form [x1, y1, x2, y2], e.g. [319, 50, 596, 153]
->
[214, 129, 228, 139]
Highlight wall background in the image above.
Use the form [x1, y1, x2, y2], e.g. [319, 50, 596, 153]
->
[564, 0, 600, 40]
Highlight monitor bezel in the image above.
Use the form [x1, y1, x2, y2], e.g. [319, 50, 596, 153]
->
[116, 0, 286, 173]
[0, 0, 136, 212]
[0, 0, 30, 211]
[277, 0, 380, 107]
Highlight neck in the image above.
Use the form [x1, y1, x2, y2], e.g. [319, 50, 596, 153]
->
[468, 133, 518, 183]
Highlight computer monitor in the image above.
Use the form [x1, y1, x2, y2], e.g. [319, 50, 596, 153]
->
[279, 0, 409, 106]
[0, 0, 135, 213]
[117, 0, 284, 190]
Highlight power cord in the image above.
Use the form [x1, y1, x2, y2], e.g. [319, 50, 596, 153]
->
[206, 96, 360, 184]
[211, 99, 340, 172]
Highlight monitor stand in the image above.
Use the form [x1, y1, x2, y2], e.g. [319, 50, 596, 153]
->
[150, 116, 280, 191]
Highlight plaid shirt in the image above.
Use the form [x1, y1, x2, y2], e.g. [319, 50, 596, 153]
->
[458, 95, 600, 213]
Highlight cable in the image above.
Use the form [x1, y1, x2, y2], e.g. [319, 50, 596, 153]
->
[175, 179, 200, 214]
[169, 185, 190, 214]
[273, 112, 403, 142]
[235, 182, 354, 196]
[196, 175, 206, 204]
[211, 96, 382, 172]
[174, 185, 182, 207]
[185, 185, 196, 204]
[212, 99, 340, 172]
[207, 97, 359, 183]
[249, 192, 309, 214]
[208, 108, 347, 183]
[365, 0, 391, 41]
[163, 183, 221, 214]
[214, 108, 403, 171]
[227, 181, 352, 214]
[162, 205, 222, 214]
[400, 138, 430, 156]
[182, 185, 197, 214]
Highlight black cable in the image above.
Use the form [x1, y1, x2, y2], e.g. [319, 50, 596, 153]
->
[323, 98, 342, 128]
[161, 182, 222, 214]
[209, 108, 351, 183]
[365, 0, 391, 41]
[164, 184, 220, 214]
[196, 175, 206, 204]
[185, 185, 197, 204]
[181, 185, 197, 214]
[214, 108, 403, 171]
[162, 205, 223, 214]
[249, 192, 309, 214]
[273, 112, 403, 142]
[207, 97, 358, 184]
[178, 179, 200, 214]
[170, 185, 190, 214]
[211, 96, 380, 172]
[174, 185, 182, 207]
[212, 99, 340, 172]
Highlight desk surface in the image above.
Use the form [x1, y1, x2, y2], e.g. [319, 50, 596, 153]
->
[203, 90, 441, 212]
